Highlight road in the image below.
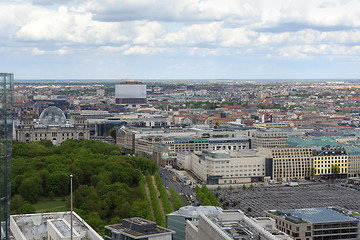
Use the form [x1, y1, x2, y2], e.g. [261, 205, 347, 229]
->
[158, 168, 199, 206]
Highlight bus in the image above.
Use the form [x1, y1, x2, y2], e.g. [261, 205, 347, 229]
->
[172, 176, 176, 182]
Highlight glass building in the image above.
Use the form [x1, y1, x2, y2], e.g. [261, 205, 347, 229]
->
[0, 73, 13, 240]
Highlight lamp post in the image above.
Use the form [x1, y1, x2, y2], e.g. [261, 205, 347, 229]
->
[70, 174, 73, 240]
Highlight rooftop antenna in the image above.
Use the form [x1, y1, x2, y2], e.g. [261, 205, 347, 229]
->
[70, 174, 73, 240]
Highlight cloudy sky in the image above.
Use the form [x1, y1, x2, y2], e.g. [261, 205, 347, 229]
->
[1, 0, 360, 80]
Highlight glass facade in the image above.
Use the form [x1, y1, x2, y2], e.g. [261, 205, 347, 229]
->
[0, 73, 13, 240]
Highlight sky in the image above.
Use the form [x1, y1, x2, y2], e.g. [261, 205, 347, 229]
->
[1, 0, 360, 80]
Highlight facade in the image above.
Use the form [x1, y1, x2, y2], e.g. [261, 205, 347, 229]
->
[15, 107, 90, 145]
[180, 150, 266, 184]
[262, 146, 313, 182]
[186, 209, 291, 240]
[344, 147, 360, 178]
[0, 73, 13, 240]
[251, 131, 289, 149]
[166, 206, 222, 240]
[115, 81, 147, 104]
[265, 207, 360, 240]
[10, 211, 102, 240]
[312, 147, 348, 179]
[105, 218, 174, 240]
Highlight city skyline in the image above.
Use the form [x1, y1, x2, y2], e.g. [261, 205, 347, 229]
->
[1, 0, 360, 80]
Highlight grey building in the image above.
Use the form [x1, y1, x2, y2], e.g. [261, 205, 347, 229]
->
[105, 218, 175, 240]
[166, 206, 222, 240]
[0, 73, 13, 240]
[15, 106, 90, 145]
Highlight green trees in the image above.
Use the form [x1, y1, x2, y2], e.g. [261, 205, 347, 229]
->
[169, 188, 182, 210]
[194, 185, 222, 208]
[12, 140, 158, 235]
[146, 170, 164, 227]
[154, 172, 173, 214]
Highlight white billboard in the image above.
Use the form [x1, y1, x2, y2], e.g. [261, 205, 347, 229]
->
[115, 84, 147, 99]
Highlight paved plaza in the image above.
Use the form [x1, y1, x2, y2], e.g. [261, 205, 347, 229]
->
[216, 183, 360, 218]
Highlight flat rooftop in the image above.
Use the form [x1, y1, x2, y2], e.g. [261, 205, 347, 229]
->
[278, 207, 358, 223]
[106, 217, 174, 239]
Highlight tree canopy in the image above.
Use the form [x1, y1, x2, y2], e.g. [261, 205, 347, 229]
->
[12, 140, 157, 235]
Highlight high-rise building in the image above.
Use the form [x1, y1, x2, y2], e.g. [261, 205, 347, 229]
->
[115, 81, 147, 104]
[0, 73, 13, 240]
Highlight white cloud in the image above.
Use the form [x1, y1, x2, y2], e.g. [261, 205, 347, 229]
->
[31, 46, 70, 55]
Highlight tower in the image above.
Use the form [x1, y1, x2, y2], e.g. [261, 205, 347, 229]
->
[0, 73, 13, 240]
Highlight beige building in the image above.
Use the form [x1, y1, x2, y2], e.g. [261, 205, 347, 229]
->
[265, 207, 359, 240]
[15, 107, 90, 146]
[178, 150, 266, 184]
[251, 131, 289, 149]
[261, 146, 313, 182]
[345, 147, 360, 178]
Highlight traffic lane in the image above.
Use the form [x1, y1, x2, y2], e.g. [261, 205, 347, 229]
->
[158, 169, 199, 206]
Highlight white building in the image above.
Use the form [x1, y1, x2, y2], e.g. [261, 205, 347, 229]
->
[186, 209, 292, 240]
[178, 150, 266, 184]
[10, 212, 102, 240]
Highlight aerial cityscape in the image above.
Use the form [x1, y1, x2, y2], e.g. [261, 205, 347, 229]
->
[2, 0, 360, 240]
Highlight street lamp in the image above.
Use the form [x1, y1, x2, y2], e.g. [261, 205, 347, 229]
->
[70, 174, 73, 240]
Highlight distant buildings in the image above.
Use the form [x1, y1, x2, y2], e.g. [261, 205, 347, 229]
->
[250, 131, 288, 149]
[10, 212, 102, 240]
[264, 207, 360, 240]
[105, 217, 175, 240]
[0, 73, 13, 240]
[115, 81, 147, 105]
[15, 106, 90, 145]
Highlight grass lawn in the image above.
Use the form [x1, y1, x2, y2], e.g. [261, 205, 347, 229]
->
[32, 198, 69, 213]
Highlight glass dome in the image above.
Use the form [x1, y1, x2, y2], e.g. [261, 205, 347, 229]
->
[39, 106, 66, 126]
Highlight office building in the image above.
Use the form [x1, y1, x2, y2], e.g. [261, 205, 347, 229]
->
[115, 81, 147, 104]
[265, 207, 360, 240]
[15, 106, 90, 145]
[312, 147, 348, 179]
[0, 73, 13, 240]
[166, 206, 222, 240]
[186, 209, 291, 240]
[261, 146, 313, 182]
[105, 217, 175, 240]
[10, 211, 102, 240]
[178, 150, 266, 184]
[251, 131, 288, 149]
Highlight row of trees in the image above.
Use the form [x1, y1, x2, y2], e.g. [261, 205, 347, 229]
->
[136, 170, 152, 220]
[195, 185, 222, 208]
[12, 140, 158, 235]
[145, 170, 165, 227]
[169, 187, 182, 210]
[154, 172, 173, 214]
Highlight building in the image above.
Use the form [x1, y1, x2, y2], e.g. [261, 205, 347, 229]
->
[251, 131, 288, 149]
[0, 73, 13, 240]
[261, 146, 313, 182]
[105, 217, 175, 240]
[344, 147, 360, 178]
[115, 81, 147, 105]
[264, 207, 360, 240]
[166, 206, 222, 240]
[10, 211, 103, 240]
[186, 209, 291, 240]
[15, 106, 90, 145]
[312, 147, 348, 179]
[179, 150, 266, 184]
